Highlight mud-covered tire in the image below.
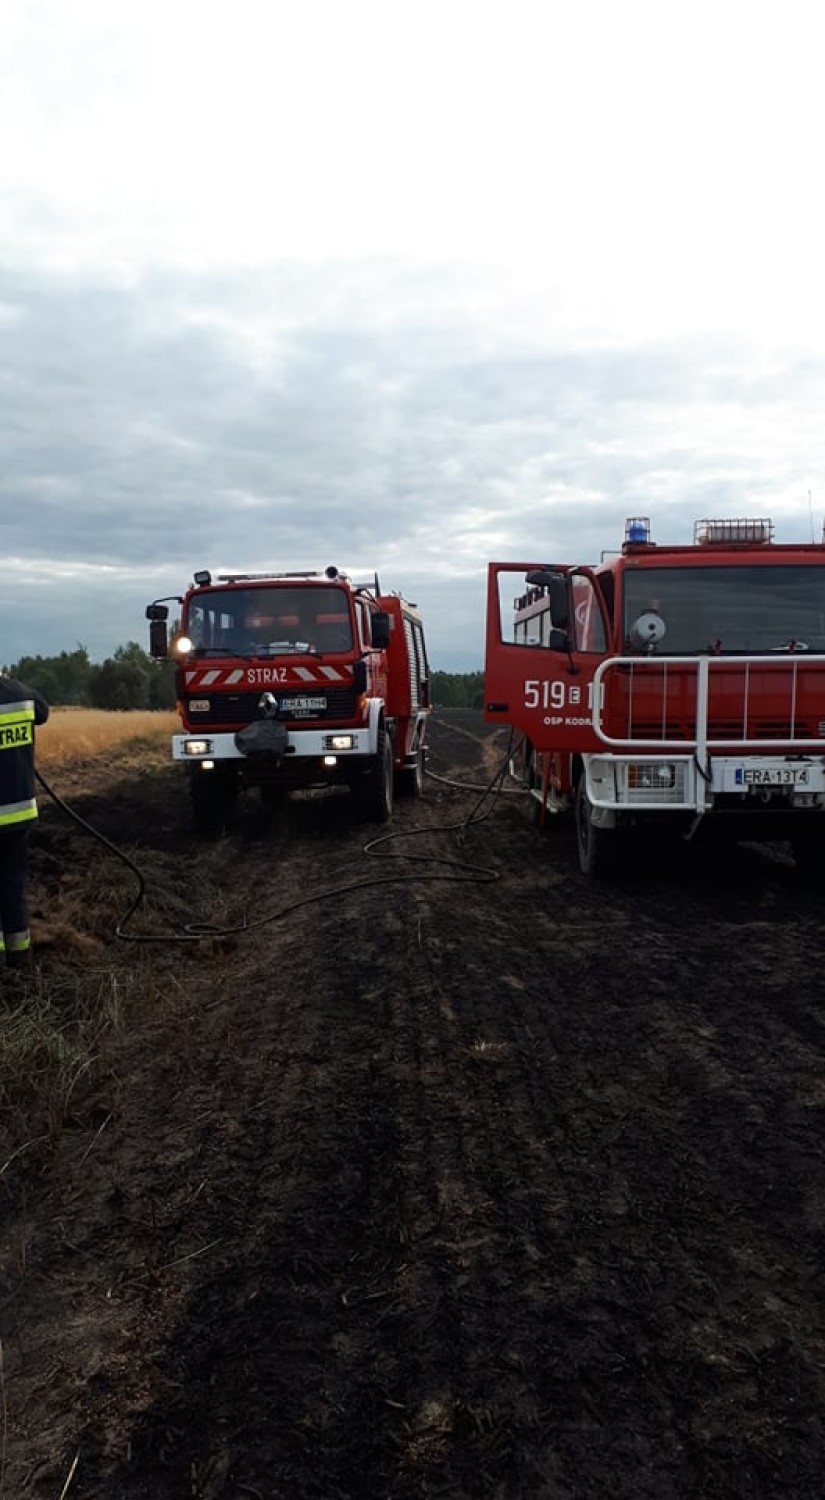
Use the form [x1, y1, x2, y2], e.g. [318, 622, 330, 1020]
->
[395, 747, 424, 799]
[353, 724, 394, 824]
[792, 836, 825, 881]
[575, 775, 613, 878]
[189, 768, 238, 839]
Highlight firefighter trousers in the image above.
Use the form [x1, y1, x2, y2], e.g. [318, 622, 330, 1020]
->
[0, 825, 32, 966]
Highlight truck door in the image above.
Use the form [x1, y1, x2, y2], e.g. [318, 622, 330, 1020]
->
[484, 562, 610, 753]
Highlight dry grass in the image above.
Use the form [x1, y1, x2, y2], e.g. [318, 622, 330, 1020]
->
[37, 709, 179, 766]
[0, 960, 179, 1171]
[0, 972, 119, 1154]
[2, 710, 179, 1157]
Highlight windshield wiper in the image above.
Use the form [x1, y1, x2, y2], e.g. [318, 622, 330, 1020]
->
[699, 641, 816, 656]
[253, 642, 317, 656]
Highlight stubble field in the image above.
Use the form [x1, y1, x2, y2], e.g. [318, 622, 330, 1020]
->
[2, 709, 825, 1498]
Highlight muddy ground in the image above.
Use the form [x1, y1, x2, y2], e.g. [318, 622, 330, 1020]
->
[2, 709, 825, 1498]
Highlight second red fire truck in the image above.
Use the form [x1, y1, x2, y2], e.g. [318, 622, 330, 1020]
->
[148, 566, 429, 836]
[484, 516, 825, 875]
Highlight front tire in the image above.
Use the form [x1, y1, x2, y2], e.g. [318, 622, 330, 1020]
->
[353, 723, 394, 823]
[792, 834, 824, 881]
[575, 774, 612, 877]
[395, 746, 424, 799]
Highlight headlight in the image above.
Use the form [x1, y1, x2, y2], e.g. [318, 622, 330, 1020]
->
[627, 762, 676, 790]
[183, 739, 212, 756]
[175, 635, 194, 654]
[325, 734, 354, 750]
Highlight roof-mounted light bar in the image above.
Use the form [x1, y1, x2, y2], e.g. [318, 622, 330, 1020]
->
[694, 518, 774, 545]
[215, 571, 322, 583]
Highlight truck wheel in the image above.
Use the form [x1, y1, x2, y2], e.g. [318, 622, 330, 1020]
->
[354, 724, 394, 823]
[575, 775, 611, 877]
[396, 747, 424, 798]
[189, 768, 237, 839]
[792, 836, 824, 880]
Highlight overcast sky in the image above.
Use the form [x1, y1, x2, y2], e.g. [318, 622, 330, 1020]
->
[2, 0, 825, 672]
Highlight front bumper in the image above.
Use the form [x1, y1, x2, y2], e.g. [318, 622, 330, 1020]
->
[173, 726, 376, 762]
[585, 753, 825, 814]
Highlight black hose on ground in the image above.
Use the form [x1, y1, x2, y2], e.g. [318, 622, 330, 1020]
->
[33, 736, 520, 947]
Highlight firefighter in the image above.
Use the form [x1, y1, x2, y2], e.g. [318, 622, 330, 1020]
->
[0, 671, 50, 972]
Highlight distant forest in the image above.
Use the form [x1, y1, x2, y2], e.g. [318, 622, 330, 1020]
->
[2, 644, 176, 711]
[429, 671, 484, 708]
[2, 648, 483, 713]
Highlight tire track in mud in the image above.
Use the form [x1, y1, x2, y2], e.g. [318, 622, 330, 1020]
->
[9, 715, 825, 1498]
[76, 791, 489, 1497]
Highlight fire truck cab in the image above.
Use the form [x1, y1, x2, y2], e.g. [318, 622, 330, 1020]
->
[484, 517, 825, 876]
[147, 566, 429, 836]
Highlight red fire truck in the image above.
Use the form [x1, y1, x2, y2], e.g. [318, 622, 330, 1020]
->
[147, 566, 429, 835]
[484, 517, 825, 875]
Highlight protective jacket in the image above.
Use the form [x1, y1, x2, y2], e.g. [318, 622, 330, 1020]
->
[0, 675, 50, 827]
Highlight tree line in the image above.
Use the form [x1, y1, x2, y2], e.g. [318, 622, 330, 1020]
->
[429, 671, 484, 708]
[2, 644, 177, 711]
[1, 649, 484, 713]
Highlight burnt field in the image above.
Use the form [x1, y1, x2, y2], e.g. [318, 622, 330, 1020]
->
[3, 709, 825, 1498]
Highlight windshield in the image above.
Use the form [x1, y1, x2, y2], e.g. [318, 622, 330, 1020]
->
[623, 565, 825, 655]
[185, 585, 354, 655]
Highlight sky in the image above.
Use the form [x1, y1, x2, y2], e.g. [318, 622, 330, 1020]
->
[2, 0, 825, 672]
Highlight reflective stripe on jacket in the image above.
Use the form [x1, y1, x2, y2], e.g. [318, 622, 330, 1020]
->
[0, 679, 49, 826]
[3, 929, 31, 952]
[0, 702, 34, 744]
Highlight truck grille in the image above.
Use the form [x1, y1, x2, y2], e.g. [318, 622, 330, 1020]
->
[185, 687, 358, 727]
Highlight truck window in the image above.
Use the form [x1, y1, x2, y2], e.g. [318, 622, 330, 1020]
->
[623, 565, 825, 654]
[506, 575, 554, 646]
[571, 573, 607, 653]
[186, 586, 354, 654]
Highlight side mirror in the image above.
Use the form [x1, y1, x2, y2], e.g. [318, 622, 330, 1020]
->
[352, 658, 367, 694]
[146, 603, 169, 622]
[149, 620, 169, 659]
[370, 611, 391, 649]
[547, 627, 569, 652]
[547, 578, 569, 630]
[523, 570, 570, 629]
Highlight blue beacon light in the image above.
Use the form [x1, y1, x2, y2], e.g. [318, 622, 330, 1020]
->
[625, 517, 651, 544]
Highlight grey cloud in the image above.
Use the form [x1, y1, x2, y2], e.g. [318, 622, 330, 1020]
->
[2, 262, 825, 670]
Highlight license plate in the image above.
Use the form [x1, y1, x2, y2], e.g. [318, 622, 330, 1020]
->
[281, 695, 326, 713]
[734, 766, 810, 786]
